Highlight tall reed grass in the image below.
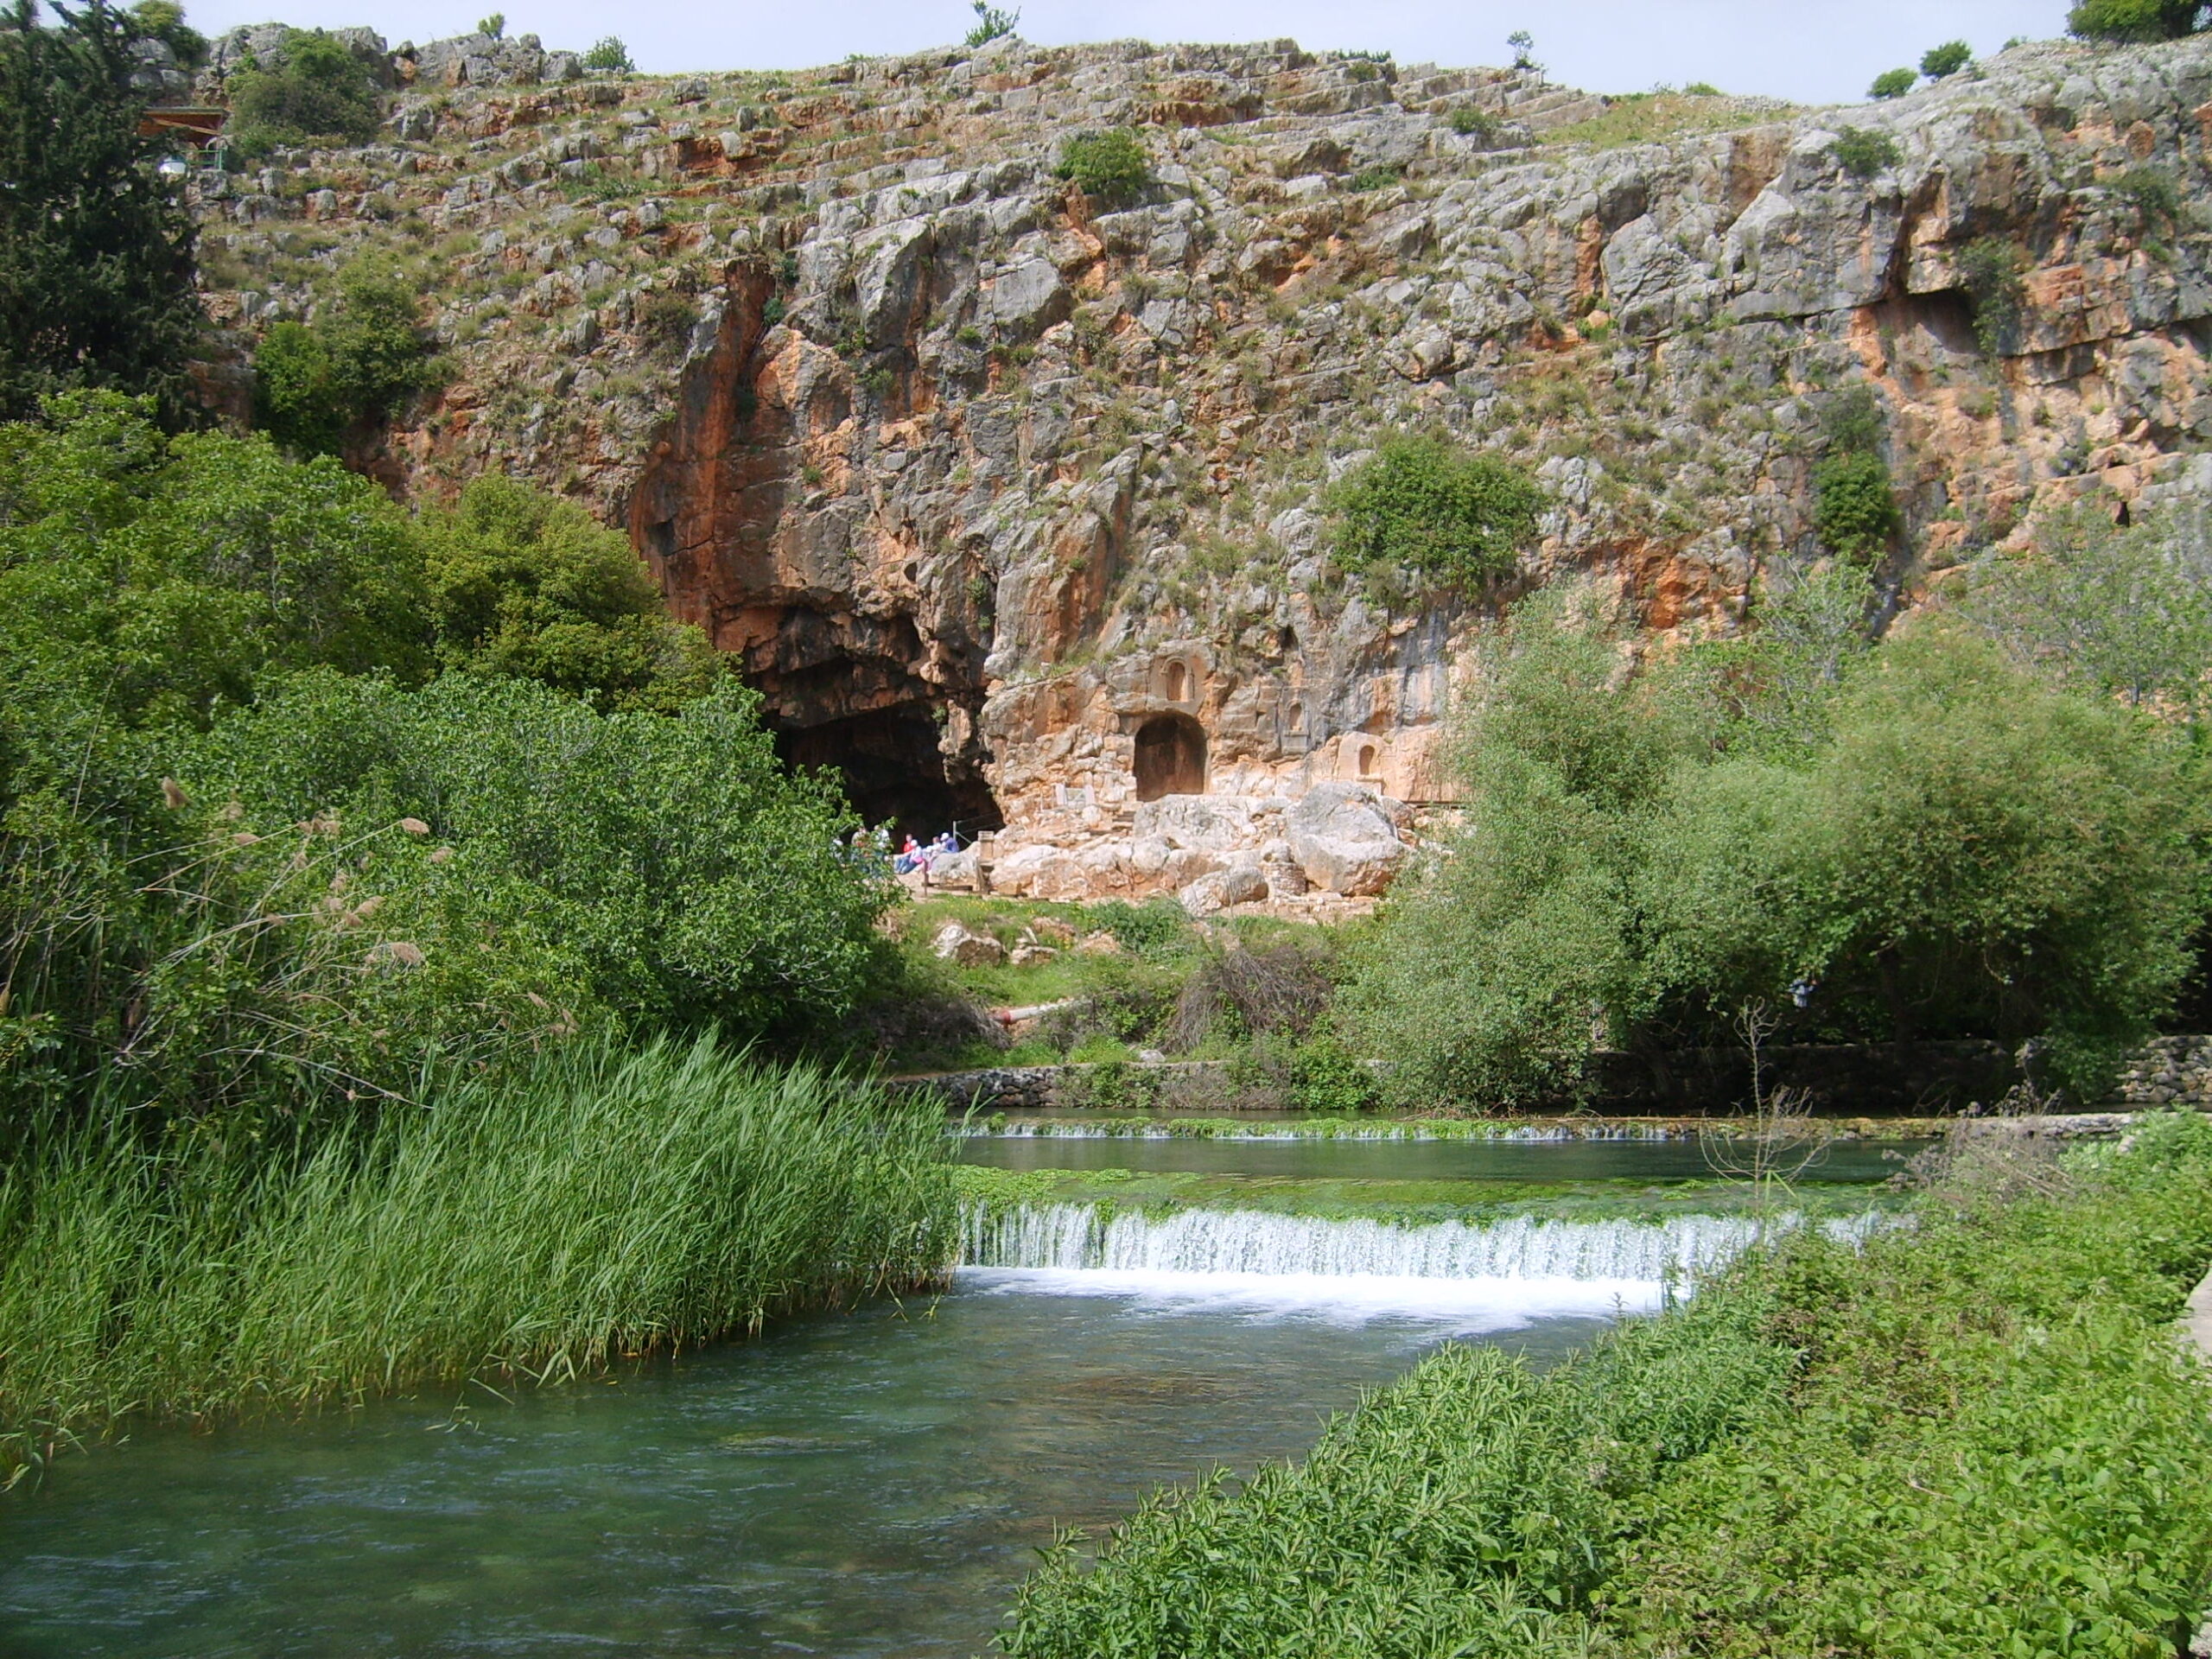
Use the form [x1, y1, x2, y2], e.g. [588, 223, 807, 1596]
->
[0, 1036, 954, 1482]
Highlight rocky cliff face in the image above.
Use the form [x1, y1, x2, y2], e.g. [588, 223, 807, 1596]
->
[188, 31, 2212, 906]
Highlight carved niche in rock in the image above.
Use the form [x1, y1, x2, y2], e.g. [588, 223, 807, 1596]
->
[1134, 712, 1208, 802]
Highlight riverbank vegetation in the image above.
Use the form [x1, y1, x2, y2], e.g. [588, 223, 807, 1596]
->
[999, 1112, 2212, 1656]
[0, 1039, 952, 1482]
[1344, 547, 2212, 1109]
[0, 391, 946, 1478]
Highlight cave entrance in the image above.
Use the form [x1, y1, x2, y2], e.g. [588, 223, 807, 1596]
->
[1134, 712, 1207, 802]
[773, 703, 1003, 842]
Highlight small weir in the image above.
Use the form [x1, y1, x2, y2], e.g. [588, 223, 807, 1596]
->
[962, 1202, 1879, 1281]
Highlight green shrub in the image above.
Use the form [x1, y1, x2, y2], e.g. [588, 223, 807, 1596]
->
[1088, 896, 1195, 959]
[1812, 449, 1899, 558]
[224, 29, 384, 157]
[1326, 435, 1544, 593]
[1919, 39, 1973, 77]
[1447, 105, 1497, 139]
[1346, 164, 1402, 191]
[1682, 80, 1722, 96]
[416, 474, 723, 712]
[2068, 0, 2207, 41]
[582, 35, 632, 72]
[2113, 162, 2181, 225]
[1955, 233, 2029, 353]
[1054, 129, 1151, 200]
[637, 289, 699, 359]
[253, 261, 440, 456]
[1287, 1036, 1382, 1113]
[0, 391, 432, 727]
[963, 1, 1019, 48]
[1868, 66, 1916, 99]
[1831, 124, 1901, 177]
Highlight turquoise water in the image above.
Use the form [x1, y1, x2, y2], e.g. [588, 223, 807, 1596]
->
[957, 1131, 1931, 1183]
[0, 1278, 1611, 1657]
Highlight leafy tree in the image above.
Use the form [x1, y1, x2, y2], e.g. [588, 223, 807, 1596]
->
[223, 28, 383, 158]
[963, 1, 1018, 48]
[253, 262, 438, 457]
[582, 35, 632, 72]
[1327, 435, 1544, 593]
[2068, 0, 2208, 41]
[1812, 452, 1899, 560]
[1919, 40, 1973, 77]
[1868, 67, 1916, 99]
[1054, 129, 1151, 200]
[1341, 591, 2204, 1105]
[126, 0, 202, 66]
[416, 474, 723, 713]
[1961, 502, 2212, 717]
[190, 671, 885, 1040]
[0, 0, 204, 425]
[475, 11, 504, 38]
[0, 391, 431, 727]
[1955, 234, 2029, 353]
[1811, 384, 1898, 560]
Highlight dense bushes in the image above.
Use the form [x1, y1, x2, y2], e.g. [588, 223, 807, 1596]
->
[419, 474, 723, 710]
[1811, 385, 1898, 558]
[253, 262, 440, 456]
[1054, 129, 1151, 199]
[0, 1037, 956, 1480]
[1000, 1116, 2212, 1657]
[222, 28, 384, 157]
[0, 396, 881, 1132]
[1328, 435, 1545, 593]
[1340, 581, 2208, 1106]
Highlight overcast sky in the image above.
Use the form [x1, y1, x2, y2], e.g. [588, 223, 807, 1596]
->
[180, 0, 2075, 107]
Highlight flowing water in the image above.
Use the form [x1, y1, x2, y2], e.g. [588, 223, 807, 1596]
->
[957, 1129, 1931, 1183]
[0, 1129, 1899, 1657]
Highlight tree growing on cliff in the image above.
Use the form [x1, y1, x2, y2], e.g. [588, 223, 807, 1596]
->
[1920, 40, 1974, 77]
[253, 261, 439, 457]
[222, 27, 385, 157]
[1869, 67, 1916, 99]
[1327, 435, 1545, 594]
[0, 0, 204, 425]
[1811, 385, 1899, 561]
[416, 474, 724, 714]
[2069, 0, 2209, 41]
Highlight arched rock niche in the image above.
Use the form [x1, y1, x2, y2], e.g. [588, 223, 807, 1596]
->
[1134, 712, 1208, 802]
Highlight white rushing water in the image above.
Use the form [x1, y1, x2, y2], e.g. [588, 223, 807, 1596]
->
[964, 1202, 1857, 1278]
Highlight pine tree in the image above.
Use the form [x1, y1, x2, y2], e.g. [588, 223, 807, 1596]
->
[0, 0, 203, 424]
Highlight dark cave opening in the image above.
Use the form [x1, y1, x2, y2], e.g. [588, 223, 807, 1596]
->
[1134, 712, 1208, 802]
[774, 704, 1004, 842]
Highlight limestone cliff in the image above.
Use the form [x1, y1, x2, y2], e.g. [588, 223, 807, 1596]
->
[188, 31, 2212, 904]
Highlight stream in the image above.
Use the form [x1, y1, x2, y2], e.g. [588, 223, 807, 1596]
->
[0, 1123, 1911, 1657]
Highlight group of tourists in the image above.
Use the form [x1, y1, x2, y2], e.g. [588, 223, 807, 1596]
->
[893, 830, 962, 875]
[838, 826, 963, 875]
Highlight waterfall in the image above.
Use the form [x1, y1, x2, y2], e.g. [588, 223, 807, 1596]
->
[962, 1202, 1883, 1281]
